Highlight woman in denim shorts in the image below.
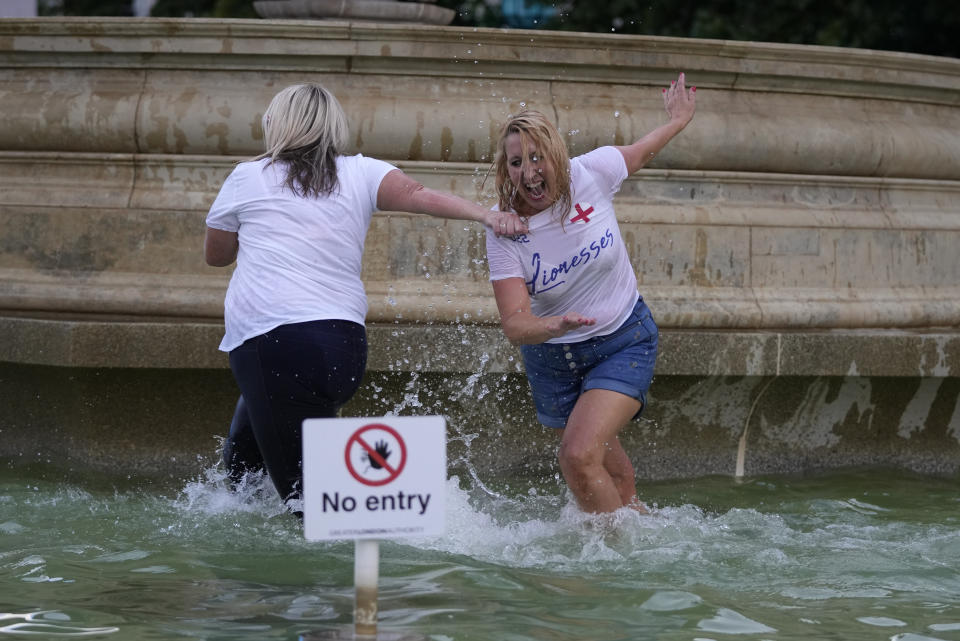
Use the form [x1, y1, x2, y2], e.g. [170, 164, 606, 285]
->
[485, 74, 696, 513]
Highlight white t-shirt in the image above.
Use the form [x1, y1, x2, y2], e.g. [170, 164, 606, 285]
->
[206, 154, 396, 351]
[486, 146, 639, 343]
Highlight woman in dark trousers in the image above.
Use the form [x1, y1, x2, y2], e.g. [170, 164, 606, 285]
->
[205, 83, 526, 514]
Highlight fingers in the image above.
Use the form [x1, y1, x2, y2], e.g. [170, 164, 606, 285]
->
[493, 212, 528, 237]
[561, 313, 596, 328]
[544, 313, 597, 339]
[663, 72, 696, 122]
[664, 72, 694, 101]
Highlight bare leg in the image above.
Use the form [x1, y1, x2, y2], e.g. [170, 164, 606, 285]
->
[602, 436, 647, 512]
[558, 389, 642, 513]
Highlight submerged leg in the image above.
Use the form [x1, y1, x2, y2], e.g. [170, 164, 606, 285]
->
[228, 320, 367, 511]
[559, 388, 642, 513]
[602, 435, 648, 513]
[222, 395, 266, 485]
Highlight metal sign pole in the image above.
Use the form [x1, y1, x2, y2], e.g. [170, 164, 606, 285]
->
[354, 539, 380, 638]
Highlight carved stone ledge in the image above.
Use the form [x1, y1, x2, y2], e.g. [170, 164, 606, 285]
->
[253, 0, 455, 25]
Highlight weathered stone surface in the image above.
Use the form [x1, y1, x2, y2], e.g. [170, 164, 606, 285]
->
[2, 364, 958, 482]
[3, 315, 959, 378]
[253, 0, 456, 25]
[0, 18, 958, 481]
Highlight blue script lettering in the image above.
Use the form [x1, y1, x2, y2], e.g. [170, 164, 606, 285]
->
[525, 227, 615, 295]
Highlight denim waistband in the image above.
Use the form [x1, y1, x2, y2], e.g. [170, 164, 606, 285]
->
[572, 296, 649, 346]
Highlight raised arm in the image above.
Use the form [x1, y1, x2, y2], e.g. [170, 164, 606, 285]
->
[377, 169, 527, 237]
[616, 72, 696, 175]
[492, 277, 596, 346]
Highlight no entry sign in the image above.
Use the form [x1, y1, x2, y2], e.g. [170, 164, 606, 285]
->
[344, 423, 407, 486]
[302, 416, 446, 541]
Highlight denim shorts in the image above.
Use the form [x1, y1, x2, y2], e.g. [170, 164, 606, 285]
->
[520, 297, 658, 429]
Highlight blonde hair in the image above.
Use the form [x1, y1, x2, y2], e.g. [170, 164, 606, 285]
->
[492, 110, 571, 221]
[255, 83, 349, 198]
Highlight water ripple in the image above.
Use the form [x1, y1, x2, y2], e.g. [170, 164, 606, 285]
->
[0, 611, 118, 637]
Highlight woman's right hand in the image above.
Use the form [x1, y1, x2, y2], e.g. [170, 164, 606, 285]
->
[492, 278, 594, 345]
[544, 312, 596, 339]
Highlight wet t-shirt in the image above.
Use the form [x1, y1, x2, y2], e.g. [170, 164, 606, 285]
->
[486, 146, 639, 343]
[206, 154, 395, 351]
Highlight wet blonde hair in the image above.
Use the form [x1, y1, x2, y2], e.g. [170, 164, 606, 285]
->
[492, 110, 571, 221]
[255, 83, 349, 198]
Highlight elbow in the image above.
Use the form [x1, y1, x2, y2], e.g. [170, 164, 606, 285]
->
[204, 245, 221, 267]
[207, 255, 235, 268]
[498, 309, 533, 346]
[379, 175, 427, 213]
[403, 183, 429, 214]
[204, 248, 234, 267]
[501, 322, 526, 347]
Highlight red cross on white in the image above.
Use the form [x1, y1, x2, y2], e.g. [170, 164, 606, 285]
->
[571, 203, 594, 224]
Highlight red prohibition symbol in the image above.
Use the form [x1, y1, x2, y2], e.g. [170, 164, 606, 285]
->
[345, 423, 407, 486]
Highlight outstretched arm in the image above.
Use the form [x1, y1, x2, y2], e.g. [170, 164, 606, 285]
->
[377, 169, 527, 237]
[617, 72, 696, 175]
[492, 277, 596, 346]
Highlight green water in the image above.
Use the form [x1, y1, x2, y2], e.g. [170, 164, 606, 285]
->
[2, 461, 959, 640]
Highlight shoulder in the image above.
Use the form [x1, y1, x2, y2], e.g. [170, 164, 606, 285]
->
[571, 146, 627, 192]
[228, 158, 264, 176]
[573, 146, 625, 172]
[227, 158, 277, 182]
[339, 153, 395, 172]
[338, 153, 397, 185]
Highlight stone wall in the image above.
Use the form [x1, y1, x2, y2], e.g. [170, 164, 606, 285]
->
[0, 18, 958, 482]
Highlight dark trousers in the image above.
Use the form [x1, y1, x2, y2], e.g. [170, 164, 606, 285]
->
[224, 319, 367, 508]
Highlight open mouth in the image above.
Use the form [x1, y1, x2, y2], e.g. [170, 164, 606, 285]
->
[525, 180, 546, 200]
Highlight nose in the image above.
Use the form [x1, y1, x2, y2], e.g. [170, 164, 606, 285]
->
[524, 162, 540, 181]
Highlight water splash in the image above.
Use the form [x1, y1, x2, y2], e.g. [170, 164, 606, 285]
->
[173, 465, 285, 518]
[444, 354, 505, 500]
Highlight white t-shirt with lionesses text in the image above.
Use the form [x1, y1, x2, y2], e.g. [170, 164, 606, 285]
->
[206, 154, 396, 351]
[486, 146, 639, 344]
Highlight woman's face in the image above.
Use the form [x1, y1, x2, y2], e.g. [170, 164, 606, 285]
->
[505, 132, 554, 216]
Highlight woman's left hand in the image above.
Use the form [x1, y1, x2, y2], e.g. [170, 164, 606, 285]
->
[487, 211, 529, 237]
[663, 72, 696, 127]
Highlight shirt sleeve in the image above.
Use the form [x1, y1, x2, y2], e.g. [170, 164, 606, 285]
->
[205, 168, 242, 232]
[486, 226, 524, 282]
[360, 155, 398, 211]
[576, 146, 628, 198]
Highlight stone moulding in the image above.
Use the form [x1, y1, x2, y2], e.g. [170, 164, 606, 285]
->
[2, 314, 959, 379]
[252, 0, 456, 25]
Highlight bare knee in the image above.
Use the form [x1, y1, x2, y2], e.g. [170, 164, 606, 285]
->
[558, 441, 601, 478]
